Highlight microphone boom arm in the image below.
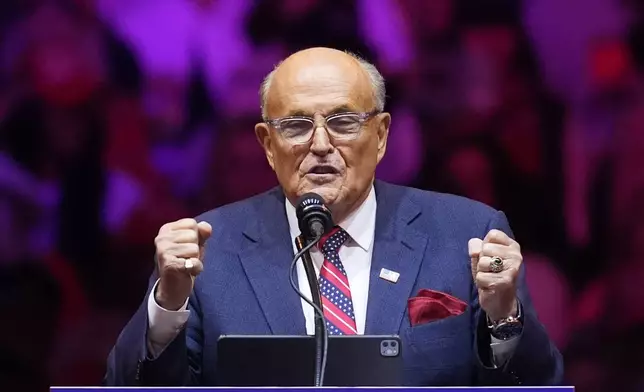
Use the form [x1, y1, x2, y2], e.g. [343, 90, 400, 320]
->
[290, 235, 329, 386]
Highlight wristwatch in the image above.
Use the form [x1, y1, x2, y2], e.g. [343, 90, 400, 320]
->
[487, 302, 523, 341]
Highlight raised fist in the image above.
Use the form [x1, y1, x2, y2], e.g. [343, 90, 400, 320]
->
[154, 218, 212, 310]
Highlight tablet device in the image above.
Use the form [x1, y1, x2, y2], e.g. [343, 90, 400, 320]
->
[216, 335, 403, 386]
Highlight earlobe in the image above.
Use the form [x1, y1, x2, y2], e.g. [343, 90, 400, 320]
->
[255, 123, 276, 170]
[376, 112, 391, 163]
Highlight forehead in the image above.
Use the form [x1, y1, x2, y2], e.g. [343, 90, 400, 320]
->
[267, 60, 374, 117]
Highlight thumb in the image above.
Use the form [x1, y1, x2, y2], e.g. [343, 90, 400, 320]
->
[197, 221, 213, 244]
[468, 238, 483, 258]
[468, 238, 483, 274]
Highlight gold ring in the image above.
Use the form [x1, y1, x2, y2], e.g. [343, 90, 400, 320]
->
[490, 256, 504, 273]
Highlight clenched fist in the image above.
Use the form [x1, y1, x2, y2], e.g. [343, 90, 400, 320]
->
[154, 218, 212, 310]
[468, 229, 521, 321]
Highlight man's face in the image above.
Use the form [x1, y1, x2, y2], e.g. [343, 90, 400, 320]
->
[255, 51, 390, 217]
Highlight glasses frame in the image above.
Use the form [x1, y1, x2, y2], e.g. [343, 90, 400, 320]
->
[264, 110, 380, 145]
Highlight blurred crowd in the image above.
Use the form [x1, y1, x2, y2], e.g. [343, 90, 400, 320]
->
[0, 0, 643, 390]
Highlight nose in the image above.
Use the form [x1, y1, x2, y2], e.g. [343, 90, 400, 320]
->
[309, 123, 334, 156]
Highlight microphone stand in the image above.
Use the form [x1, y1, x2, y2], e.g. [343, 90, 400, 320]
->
[295, 235, 327, 386]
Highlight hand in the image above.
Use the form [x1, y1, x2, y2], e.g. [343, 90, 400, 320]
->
[468, 229, 521, 321]
[154, 218, 212, 310]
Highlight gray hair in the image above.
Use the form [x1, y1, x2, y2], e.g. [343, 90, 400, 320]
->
[259, 51, 386, 119]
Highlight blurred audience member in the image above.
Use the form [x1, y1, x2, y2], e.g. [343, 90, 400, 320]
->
[563, 36, 636, 253]
[203, 116, 278, 207]
[356, 0, 414, 76]
[375, 105, 424, 185]
[611, 93, 644, 233]
[102, 93, 188, 307]
[442, 142, 498, 207]
[222, 45, 286, 117]
[247, 0, 374, 58]
[522, 0, 630, 104]
[146, 70, 216, 208]
[391, 0, 461, 124]
[98, 0, 254, 102]
[523, 252, 572, 350]
[49, 310, 130, 386]
[458, 2, 520, 120]
[0, 263, 62, 389]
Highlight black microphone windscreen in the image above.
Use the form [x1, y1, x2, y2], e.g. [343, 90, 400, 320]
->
[295, 193, 333, 240]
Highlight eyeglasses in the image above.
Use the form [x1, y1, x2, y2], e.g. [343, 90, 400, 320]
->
[264, 110, 380, 145]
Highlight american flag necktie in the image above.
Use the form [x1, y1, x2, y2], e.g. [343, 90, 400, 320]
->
[318, 227, 357, 335]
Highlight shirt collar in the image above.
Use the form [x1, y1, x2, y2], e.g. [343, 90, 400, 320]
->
[285, 185, 377, 251]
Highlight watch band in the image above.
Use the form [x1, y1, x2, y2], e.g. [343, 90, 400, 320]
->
[487, 300, 524, 340]
[487, 300, 523, 327]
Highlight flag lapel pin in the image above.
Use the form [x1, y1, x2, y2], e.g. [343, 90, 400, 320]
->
[379, 268, 400, 283]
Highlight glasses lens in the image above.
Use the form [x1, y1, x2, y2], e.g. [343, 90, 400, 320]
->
[280, 119, 313, 142]
[327, 114, 361, 138]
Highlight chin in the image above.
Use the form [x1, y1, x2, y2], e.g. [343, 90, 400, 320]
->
[296, 183, 342, 206]
[310, 187, 342, 205]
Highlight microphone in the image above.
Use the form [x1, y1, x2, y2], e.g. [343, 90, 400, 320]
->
[296, 193, 334, 240]
[289, 193, 333, 386]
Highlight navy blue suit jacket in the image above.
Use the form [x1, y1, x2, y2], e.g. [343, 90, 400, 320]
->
[104, 181, 563, 386]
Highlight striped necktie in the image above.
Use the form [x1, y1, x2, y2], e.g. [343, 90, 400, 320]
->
[318, 227, 357, 335]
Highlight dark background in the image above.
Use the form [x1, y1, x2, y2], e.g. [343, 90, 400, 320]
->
[0, 0, 643, 390]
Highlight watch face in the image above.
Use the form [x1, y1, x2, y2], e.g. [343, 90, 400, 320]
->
[492, 322, 523, 340]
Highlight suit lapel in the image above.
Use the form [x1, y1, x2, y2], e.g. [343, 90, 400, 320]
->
[238, 188, 306, 335]
[365, 181, 429, 334]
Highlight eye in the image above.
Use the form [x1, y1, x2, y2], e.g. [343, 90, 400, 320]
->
[279, 119, 312, 136]
[327, 115, 361, 132]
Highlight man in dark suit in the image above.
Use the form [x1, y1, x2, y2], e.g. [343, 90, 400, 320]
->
[104, 47, 563, 386]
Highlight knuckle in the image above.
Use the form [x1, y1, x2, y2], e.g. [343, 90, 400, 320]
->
[188, 230, 200, 242]
[489, 230, 505, 242]
[155, 242, 170, 257]
[155, 230, 171, 242]
[158, 222, 172, 233]
[154, 235, 163, 247]
[481, 243, 495, 255]
[176, 229, 198, 243]
[179, 218, 198, 228]
[186, 243, 200, 255]
[160, 261, 179, 275]
[157, 253, 174, 268]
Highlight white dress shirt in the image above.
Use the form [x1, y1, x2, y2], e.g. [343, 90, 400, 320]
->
[147, 186, 518, 364]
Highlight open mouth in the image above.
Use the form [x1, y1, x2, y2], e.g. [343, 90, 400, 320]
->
[308, 165, 339, 175]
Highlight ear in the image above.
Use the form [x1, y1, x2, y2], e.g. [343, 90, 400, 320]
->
[375, 112, 391, 164]
[255, 122, 276, 171]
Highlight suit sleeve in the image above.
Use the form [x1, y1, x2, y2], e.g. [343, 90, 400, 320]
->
[103, 270, 204, 386]
[473, 211, 564, 386]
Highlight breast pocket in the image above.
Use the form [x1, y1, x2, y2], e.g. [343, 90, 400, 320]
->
[403, 310, 474, 371]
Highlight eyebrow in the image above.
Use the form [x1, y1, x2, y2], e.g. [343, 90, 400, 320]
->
[287, 104, 358, 117]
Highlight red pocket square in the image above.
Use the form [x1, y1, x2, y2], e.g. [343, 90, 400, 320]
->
[408, 289, 468, 326]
